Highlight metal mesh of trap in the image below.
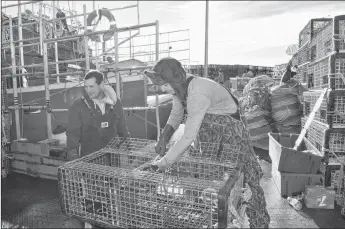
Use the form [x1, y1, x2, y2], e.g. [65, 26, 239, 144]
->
[303, 90, 345, 128]
[307, 55, 345, 90]
[58, 137, 245, 228]
[310, 20, 334, 61]
[302, 117, 345, 157]
[296, 43, 310, 66]
[298, 19, 331, 48]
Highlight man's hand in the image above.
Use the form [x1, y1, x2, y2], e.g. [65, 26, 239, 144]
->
[67, 149, 80, 161]
[155, 139, 168, 157]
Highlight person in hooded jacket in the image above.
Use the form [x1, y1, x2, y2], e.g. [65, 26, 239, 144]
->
[66, 69, 130, 160]
[143, 57, 270, 228]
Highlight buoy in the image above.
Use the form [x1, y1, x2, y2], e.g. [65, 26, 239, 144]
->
[87, 8, 116, 42]
[286, 44, 298, 56]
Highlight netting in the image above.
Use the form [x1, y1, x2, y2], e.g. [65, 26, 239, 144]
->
[303, 90, 345, 128]
[58, 137, 246, 228]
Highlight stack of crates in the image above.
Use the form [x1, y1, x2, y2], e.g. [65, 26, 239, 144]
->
[298, 15, 345, 214]
[58, 137, 247, 228]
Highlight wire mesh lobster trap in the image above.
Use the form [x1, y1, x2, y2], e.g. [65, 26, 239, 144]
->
[302, 117, 345, 158]
[58, 137, 247, 228]
[309, 15, 345, 62]
[307, 52, 345, 90]
[303, 90, 345, 128]
[298, 18, 332, 48]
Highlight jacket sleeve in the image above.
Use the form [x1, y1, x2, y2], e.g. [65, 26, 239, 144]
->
[66, 102, 82, 151]
[115, 99, 131, 138]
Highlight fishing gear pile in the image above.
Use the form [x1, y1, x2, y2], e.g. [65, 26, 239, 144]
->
[240, 75, 275, 150]
[270, 78, 306, 134]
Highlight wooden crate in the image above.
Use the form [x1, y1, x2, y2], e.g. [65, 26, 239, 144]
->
[271, 165, 324, 197]
[268, 133, 323, 174]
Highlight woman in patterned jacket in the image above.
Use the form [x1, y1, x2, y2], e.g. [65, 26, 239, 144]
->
[144, 57, 270, 228]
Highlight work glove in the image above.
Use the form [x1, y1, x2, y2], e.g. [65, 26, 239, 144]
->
[67, 149, 80, 161]
[141, 156, 169, 173]
[155, 139, 168, 157]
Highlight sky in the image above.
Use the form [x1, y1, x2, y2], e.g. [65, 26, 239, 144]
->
[2, 1, 345, 67]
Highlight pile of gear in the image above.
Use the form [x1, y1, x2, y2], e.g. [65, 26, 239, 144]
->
[240, 75, 275, 150]
[239, 66, 306, 150]
[270, 79, 306, 134]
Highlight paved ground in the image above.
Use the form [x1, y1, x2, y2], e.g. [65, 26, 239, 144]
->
[1, 157, 345, 228]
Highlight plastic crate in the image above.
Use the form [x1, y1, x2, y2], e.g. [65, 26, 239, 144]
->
[310, 15, 345, 62]
[298, 18, 332, 48]
[301, 117, 345, 158]
[303, 90, 345, 128]
[307, 52, 345, 90]
[58, 138, 246, 228]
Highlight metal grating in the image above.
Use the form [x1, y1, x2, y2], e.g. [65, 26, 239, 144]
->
[303, 90, 345, 128]
[302, 117, 345, 157]
[58, 138, 245, 228]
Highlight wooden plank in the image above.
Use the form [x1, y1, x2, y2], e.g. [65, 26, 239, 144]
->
[10, 151, 67, 180]
[11, 140, 59, 156]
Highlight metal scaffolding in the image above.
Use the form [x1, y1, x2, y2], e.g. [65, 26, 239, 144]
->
[1, 1, 164, 144]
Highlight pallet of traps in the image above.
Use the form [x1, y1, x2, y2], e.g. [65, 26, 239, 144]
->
[57, 137, 249, 228]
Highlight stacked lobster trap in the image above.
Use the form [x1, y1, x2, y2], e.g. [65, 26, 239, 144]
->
[58, 137, 248, 228]
[296, 15, 345, 213]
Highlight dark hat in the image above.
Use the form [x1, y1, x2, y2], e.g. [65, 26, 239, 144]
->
[143, 57, 185, 86]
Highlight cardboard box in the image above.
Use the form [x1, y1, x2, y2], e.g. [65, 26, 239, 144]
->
[271, 165, 324, 197]
[269, 133, 323, 174]
[304, 185, 335, 209]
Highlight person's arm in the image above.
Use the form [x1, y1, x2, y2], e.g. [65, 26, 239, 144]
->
[115, 99, 131, 138]
[157, 93, 211, 170]
[66, 102, 82, 159]
[160, 95, 185, 142]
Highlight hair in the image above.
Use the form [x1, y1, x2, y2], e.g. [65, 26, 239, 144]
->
[84, 70, 104, 85]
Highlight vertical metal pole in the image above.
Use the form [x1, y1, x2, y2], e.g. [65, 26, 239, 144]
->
[102, 42, 106, 61]
[39, 3, 43, 56]
[83, 5, 90, 70]
[129, 30, 132, 59]
[204, 0, 209, 78]
[53, 1, 60, 83]
[18, 1, 25, 77]
[93, 0, 96, 11]
[155, 20, 161, 140]
[43, 42, 52, 142]
[188, 29, 191, 65]
[95, 41, 99, 68]
[114, 28, 121, 100]
[9, 16, 21, 140]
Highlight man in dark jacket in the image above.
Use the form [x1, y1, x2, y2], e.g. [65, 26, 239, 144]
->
[66, 70, 130, 161]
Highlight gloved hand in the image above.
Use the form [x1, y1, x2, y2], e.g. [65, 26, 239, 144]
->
[142, 163, 160, 173]
[67, 149, 80, 161]
[155, 139, 168, 157]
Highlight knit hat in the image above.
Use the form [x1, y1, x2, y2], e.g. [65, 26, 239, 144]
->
[143, 57, 186, 86]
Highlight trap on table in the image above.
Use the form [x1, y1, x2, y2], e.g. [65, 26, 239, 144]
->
[58, 137, 247, 228]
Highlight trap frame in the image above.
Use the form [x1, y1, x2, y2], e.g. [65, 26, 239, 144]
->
[58, 137, 247, 228]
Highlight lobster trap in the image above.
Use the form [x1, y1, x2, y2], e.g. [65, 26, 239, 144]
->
[302, 117, 345, 158]
[298, 18, 332, 48]
[303, 90, 345, 128]
[309, 15, 345, 62]
[58, 138, 246, 228]
[307, 52, 345, 90]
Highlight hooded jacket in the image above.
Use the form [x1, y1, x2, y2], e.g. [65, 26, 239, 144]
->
[66, 93, 130, 157]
